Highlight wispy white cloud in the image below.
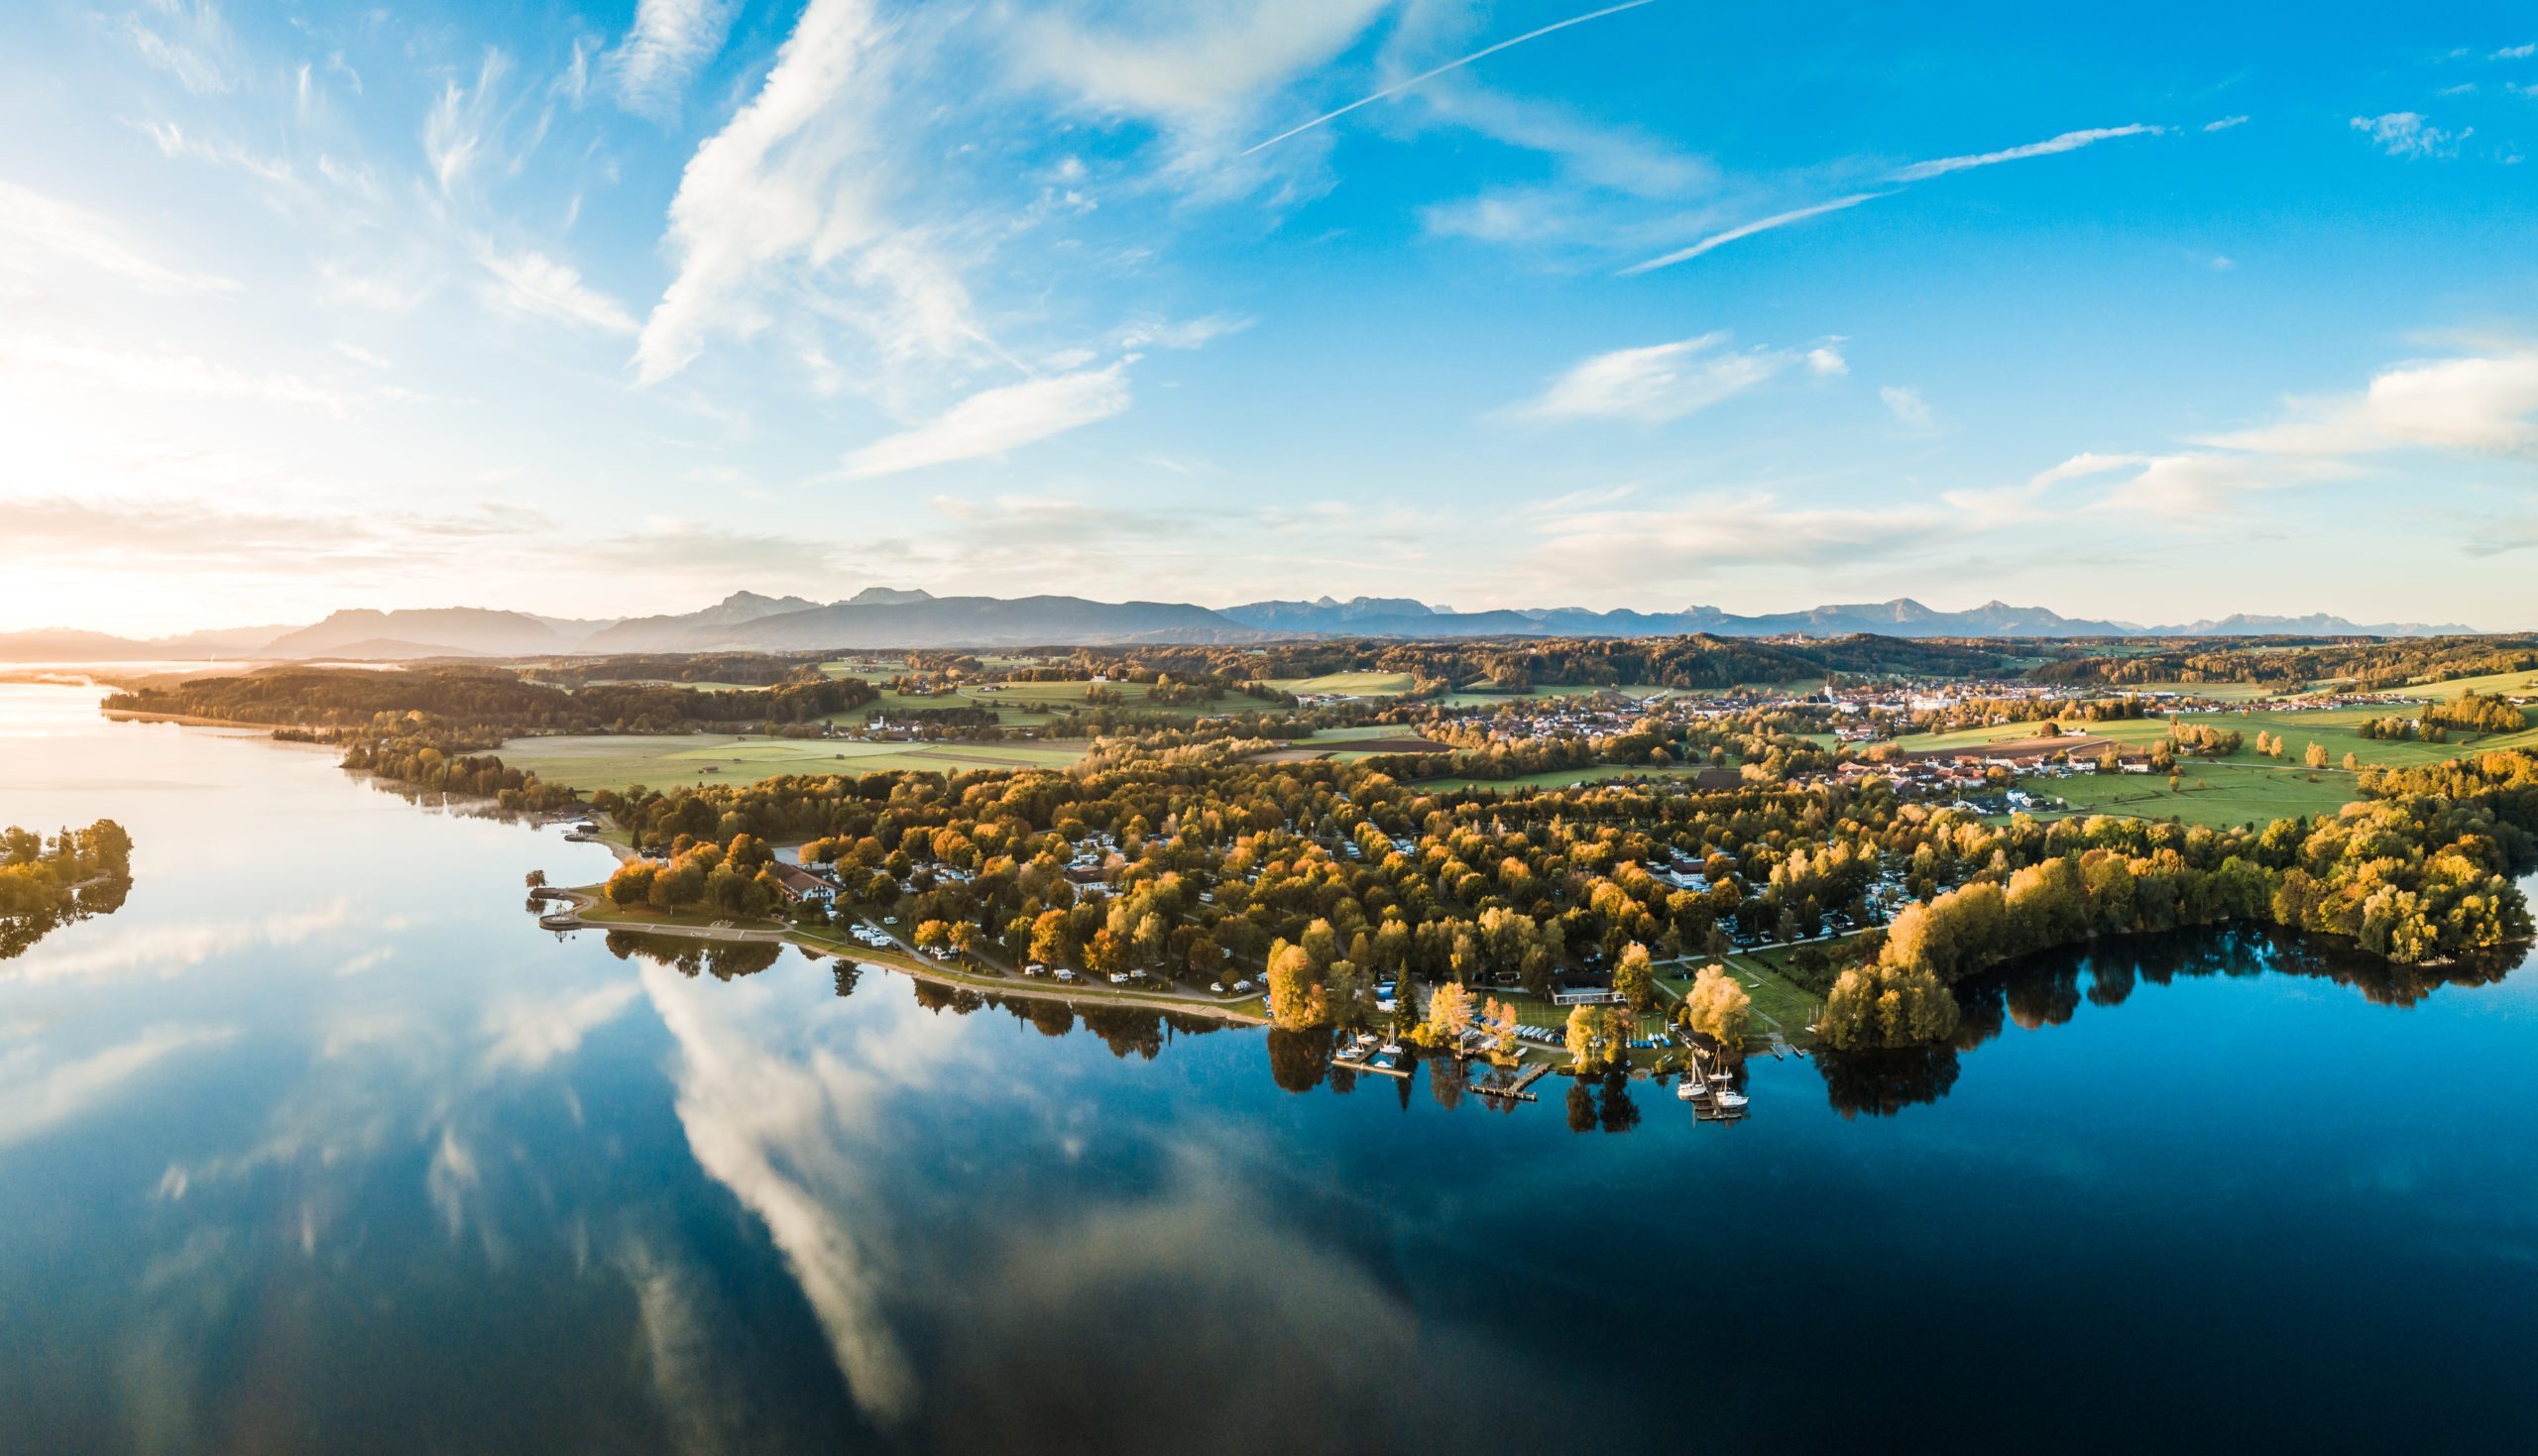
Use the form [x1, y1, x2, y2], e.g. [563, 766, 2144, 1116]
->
[2204, 115, 2250, 132]
[2196, 350, 2538, 457]
[2493, 43, 2535, 59]
[0, 179, 238, 294]
[1117, 314, 1253, 350]
[138, 121, 296, 185]
[1619, 193, 1883, 276]
[638, 0, 964, 386]
[424, 51, 527, 196]
[1516, 333, 1797, 422]
[1522, 492, 1950, 588]
[474, 242, 639, 334]
[1805, 345, 1849, 378]
[1880, 385, 1933, 429]
[1892, 124, 2162, 182]
[0, 336, 346, 413]
[609, 0, 738, 117]
[1950, 350, 2538, 522]
[119, 1, 235, 96]
[2350, 112, 2468, 159]
[1015, 0, 1390, 126]
[842, 362, 1133, 478]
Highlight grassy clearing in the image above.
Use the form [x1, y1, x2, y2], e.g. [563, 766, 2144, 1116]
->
[1889, 718, 2176, 755]
[497, 732, 1085, 792]
[579, 678, 773, 692]
[1892, 705, 2538, 771]
[2019, 763, 2363, 829]
[839, 679, 1226, 728]
[1265, 671, 1420, 697]
[2115, 680, 2281, 703]
[1420, 763, 1726, 792]
[1654, 949, 1824, 1045]
[2402, 668, 2538, 701]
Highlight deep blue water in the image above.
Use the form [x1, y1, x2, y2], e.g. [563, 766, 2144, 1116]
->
[3, 682, 2535, 1453]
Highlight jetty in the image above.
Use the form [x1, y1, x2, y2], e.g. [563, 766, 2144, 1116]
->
[1472, 1062, 1552, 1103]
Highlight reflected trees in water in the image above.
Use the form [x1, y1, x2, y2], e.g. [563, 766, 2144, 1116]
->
[1814, 922, 2533, 1117]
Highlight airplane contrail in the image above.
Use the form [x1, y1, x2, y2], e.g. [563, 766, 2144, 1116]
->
[1239, 0, 1663, 158]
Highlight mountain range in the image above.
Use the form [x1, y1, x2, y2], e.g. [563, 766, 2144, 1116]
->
[0, 591, 2488, 661]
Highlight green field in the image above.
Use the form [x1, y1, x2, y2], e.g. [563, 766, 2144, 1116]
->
[847, 678, 1226, 728]
[2405, 668, 2538, 701]
[498, 732, 1086, 792]
[1893, 703, 2538, 772]
[2019, 763, 2365, 829]
[1654, 947, 1825, 1045]
[2116, 680, 2281, 703]
[1889, 717, 2177, 755]
[1266, 671, 1420, 697]
[1425, 763, 1728, 792]
[581, 679, 771, 692]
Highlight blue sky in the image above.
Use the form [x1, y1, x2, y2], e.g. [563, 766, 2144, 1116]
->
[4, 0, 2536, 635]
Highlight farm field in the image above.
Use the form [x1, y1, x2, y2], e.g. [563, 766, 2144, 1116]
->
[838, 678, 1227, 727]
[495, 732, 1085, 792]
[2402, 668, 2538, 700]
[580, 679, 771, 692]
[1430, 681, 1691, 708]
[1265, 671, 1420, 697]
[1890, 717, 2174, 755]
[2018, 763, 2365, 829]
[2113, 680, 2280, 703]
[2180, 704, 2538, 768]
[1892, 704, 2538, 770]
[1424, 763, 1732, 793]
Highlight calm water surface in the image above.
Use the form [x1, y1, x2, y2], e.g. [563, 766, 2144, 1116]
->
[3, 682, 2535, 1453]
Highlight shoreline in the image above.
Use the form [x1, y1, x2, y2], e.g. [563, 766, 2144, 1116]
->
[548, 893, 1280, 1029]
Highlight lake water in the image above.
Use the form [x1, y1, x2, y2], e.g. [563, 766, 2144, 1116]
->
[4, 681, 2536, 1453]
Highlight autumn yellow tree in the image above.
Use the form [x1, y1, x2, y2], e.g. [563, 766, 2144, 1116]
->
[1478, 996, 1522, 1065]
[1421, 979, 1474, 1047]
[1610, 942, 1657, 1011]
[1682, 965, 1753, 1048]
[1265, 940, 1327, 1030]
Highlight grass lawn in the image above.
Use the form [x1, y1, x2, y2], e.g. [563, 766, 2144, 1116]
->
[2019, 763, 2364, 829]
[1655, 953, 1820, 1046]
[498, 732, 1085, 792]
[1506, 998, 1670, 1041]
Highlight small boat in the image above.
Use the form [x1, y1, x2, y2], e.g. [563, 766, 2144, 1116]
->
[1676, 1076, 1707, 1102]
[1713, 1089, 1749, 1110]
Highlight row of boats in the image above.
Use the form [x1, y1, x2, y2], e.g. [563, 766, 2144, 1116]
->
[1677, 1047, 1750, 1115]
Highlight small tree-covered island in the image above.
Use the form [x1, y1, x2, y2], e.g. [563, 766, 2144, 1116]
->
[0, 819, 135, 960]
[105, 630, 2538, 1108]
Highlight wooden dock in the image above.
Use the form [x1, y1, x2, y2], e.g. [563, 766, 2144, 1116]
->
[1472, 1062, 1552, 1103]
